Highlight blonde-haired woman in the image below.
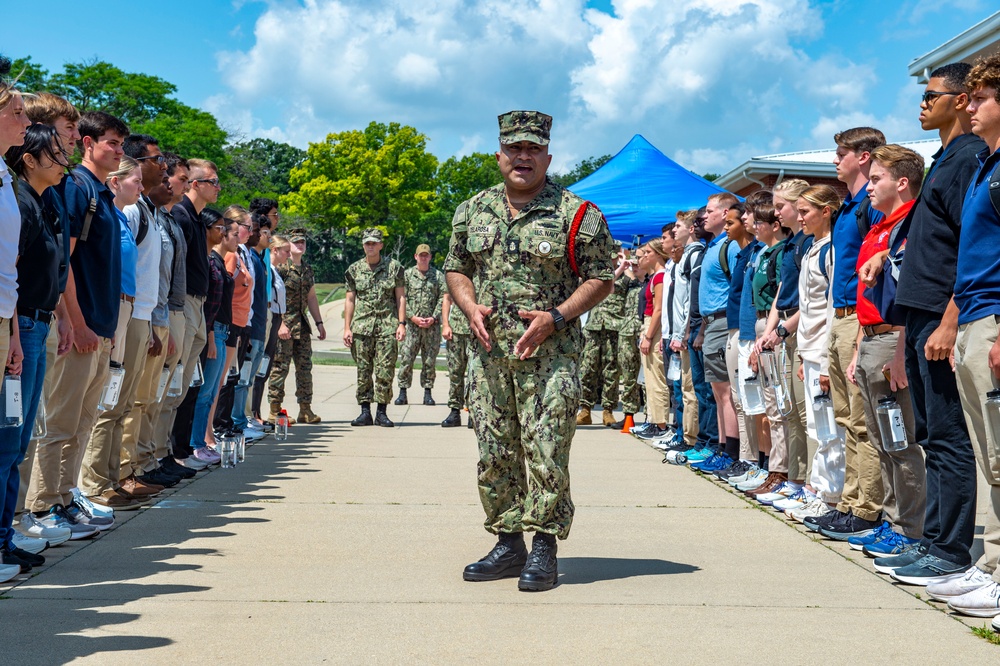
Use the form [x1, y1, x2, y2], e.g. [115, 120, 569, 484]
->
[636, 239, 671, 439]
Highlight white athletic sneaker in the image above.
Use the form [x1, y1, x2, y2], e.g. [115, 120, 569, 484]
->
[926, 566, 994, 602]
[947, 581, 1000, 617]
[755, 481, 800, 504]
[71, 487, 115, 520]
[735, 468, 769, 492]
[0, 562, 21, 583]
[244, 428, 265, 442]
[727, 464, 760, 487]
[788, 497, 833, 523]
[20, 512, 72, 546]
[11, 533, 48, 554]
[992, 614, 1000, 632]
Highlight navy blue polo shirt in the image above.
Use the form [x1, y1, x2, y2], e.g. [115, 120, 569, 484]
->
[774, 231, 813, 311]
[726, 240, 760, 326]
[42, 176, 71, 294]
[955, 148, 1000, 324]
[65, 165, 121, 339]
[249, 247, 268, 341]
[831, 186, 883, 308]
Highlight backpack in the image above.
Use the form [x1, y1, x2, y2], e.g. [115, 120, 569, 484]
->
[70, 170, 99, 242]
[718, 238, 734, 281]
[855, 197, 873, 240]
[681, 243, 705, 279]
[762, 243, 786, 295]
[133, 200, 151, 246]
[790, 232, 810, 271]
[990, 166, 1000, 219]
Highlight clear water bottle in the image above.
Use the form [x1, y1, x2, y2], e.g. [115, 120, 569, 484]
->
[814, 393, 837, 442]
[758, 350, 778, 389]
[168, 363, 184, 397]
[256, 355, 270, 378]
[238, 359, 253, 387]
[876, 395, 908, 451]
[984, 389, 1000, 450]
[1, 373, 23, 428]
[667, 352, 682, 381]
[235, 430, 246, 463]
[219, 433, 237, 469]
[742, 374, 766, 415]
[190, 359, 204, 388]
[156, 364, 171, 402]
[275, 410, 289, 440]
[33, 397, 46, 438]
[98, 362, 125, 412]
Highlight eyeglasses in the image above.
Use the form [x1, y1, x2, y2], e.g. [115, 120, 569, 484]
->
[137, 155, 166, 165]
[921, 90, 958, 105]
[238, 222, 251, 231]
[211, 225, 226, 233]
[192, 177, 220, 187]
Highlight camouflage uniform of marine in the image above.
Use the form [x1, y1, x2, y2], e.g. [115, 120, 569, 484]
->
[443, 113, 615, 541]
[269, 257, 316, 406]
[396, 264, 445, 391]
[579, 272, 630, 415]
[345, 246, 405, 405]
[618, 276, 644, 416]
[445, 278, 473, 411]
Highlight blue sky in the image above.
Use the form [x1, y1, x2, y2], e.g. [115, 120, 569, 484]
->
[5, 0, 996, 175]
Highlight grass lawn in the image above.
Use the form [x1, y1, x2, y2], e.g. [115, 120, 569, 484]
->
[315, 283, 345, 304]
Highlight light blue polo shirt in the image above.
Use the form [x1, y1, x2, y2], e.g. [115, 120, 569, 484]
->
[698, 233, 740, 317]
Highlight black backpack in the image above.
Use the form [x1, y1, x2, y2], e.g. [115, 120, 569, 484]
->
[855, 197, 873, 239]
[718, 238, 734, 281]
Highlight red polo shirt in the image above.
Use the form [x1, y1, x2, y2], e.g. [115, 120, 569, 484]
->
[856, 199, 915, 326]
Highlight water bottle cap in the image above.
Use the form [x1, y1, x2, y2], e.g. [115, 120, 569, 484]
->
[878, 396, 896, 406]
[988, 389, 1000, 400]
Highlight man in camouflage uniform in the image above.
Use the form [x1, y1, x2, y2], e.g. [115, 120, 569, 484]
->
[577, 246, 630, 427]
[394, 244, 445, 406]
[343, 228, 406, 427]
[441, 284, 472, 428]
[269, 229, 327, 423]
[616, 249, 646, 428]
[444, 110, 615, 592]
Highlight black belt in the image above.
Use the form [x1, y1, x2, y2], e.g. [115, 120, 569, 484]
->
[777, 307, 798, 319]
[703, 310, 726, 324]
[18, 308, 53, 325]
[755, 310, 769, 319]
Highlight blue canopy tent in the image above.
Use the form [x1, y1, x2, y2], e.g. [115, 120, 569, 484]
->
[569, 134, 732, 244]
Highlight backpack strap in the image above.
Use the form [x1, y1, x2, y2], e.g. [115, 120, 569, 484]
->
[72, 172, 99, 243]
[989, 167, 1000, 220]
[719, 238, 733, 281]
[855, 197, 872, 239]
[819, 243, 831, 281]
[134, 201, 151, 246]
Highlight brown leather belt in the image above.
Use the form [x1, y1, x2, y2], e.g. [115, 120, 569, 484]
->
[777, 308, 798, 318]
[756, 310, 769, 319]
[121, 293, 135, 304]
[703, 310, 726, 325]
[834, 306, 856, 319]
[862, 324, 894, 337]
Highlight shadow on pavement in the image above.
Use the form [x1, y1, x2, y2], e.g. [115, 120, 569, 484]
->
[1, 434, 326, 666]
[558, 556, 700, 585]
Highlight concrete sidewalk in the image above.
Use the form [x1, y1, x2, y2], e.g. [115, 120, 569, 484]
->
[2, 364, 997, 664]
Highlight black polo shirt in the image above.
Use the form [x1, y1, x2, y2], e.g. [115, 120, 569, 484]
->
[16, 178, 60, 313]
[896, 133, 985, 315]
[173, 195, 209, 298]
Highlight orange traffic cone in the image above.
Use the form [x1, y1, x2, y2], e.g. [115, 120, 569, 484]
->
[620, 413, 635, 434]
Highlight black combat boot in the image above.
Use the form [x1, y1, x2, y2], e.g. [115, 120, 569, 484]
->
[374, 404, 395, 427]
[518, 532, 558, 591]
[351, 403, 373, 427]
[394, 388, 408, 405]
[441, 408, 461, 427]
[423, 388, 435, 406]
[463, 532, 528, 581]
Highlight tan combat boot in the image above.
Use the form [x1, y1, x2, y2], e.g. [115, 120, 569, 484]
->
[576, 406, 592, 426]
[602, 409, 617, 427]
[270, 402, 297, 425]
[298, 403, 322, 424]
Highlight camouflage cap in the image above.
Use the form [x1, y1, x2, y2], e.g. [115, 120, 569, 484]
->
[415, 243, 431, 255]
[498, 110, 552, 145]
[362, 228, 383, 243]
[288, 228, 308, 242]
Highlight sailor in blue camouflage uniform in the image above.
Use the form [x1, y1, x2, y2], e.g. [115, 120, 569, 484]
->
[444, 110, 615, 591]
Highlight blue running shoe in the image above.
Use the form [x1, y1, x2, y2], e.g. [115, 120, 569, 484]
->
[702, 453, 734, 473]
[848, 521, 891, 552]
[863, 531, 921, 558]
[691, 452, 726, 472]
[685, 447, 715, 464]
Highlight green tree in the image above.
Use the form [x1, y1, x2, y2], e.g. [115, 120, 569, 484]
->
[134, 104, 229, 169]
[551, 154, 612, 187]
[49, 60, 177, 126]
[417, 152, 503, 259]
[9, 56, 49, 94]
[218, 138, 306, 209]
[701, 172, 720, 182]
[283, 121, 438, 258]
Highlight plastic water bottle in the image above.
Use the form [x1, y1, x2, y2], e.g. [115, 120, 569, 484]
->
[33, 397, 46, 438]
[98, 363, 125, 412]
[758, 350, 778, 389]
[275, 410, 289, 440]
[876, 395, 908, 451]
[190, 359, 204, 388]
[1, 373, 23, 428]
[219, 432, 237, 469]
[256, 355, 270, 378]
[985, 389, 1000, 449]
[235, 430, 246, 463]
[168, 363, 184, 397]
[667, 352, 682, 381]
[238, 359, 253, 387]
[814, 393, 837, 442]
[156, 364, 171, 402]
[742, 374, 766, 415]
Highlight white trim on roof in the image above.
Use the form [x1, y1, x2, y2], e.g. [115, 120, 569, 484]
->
[908, 11, 1000, 83]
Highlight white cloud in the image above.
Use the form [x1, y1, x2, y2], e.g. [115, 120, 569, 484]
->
[215, 0, 913, 180]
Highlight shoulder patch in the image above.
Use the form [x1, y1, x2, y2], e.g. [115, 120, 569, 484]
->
[577, 202, 606, 240]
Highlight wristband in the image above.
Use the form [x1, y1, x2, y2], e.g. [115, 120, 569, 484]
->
[315, 320, 323, 326]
